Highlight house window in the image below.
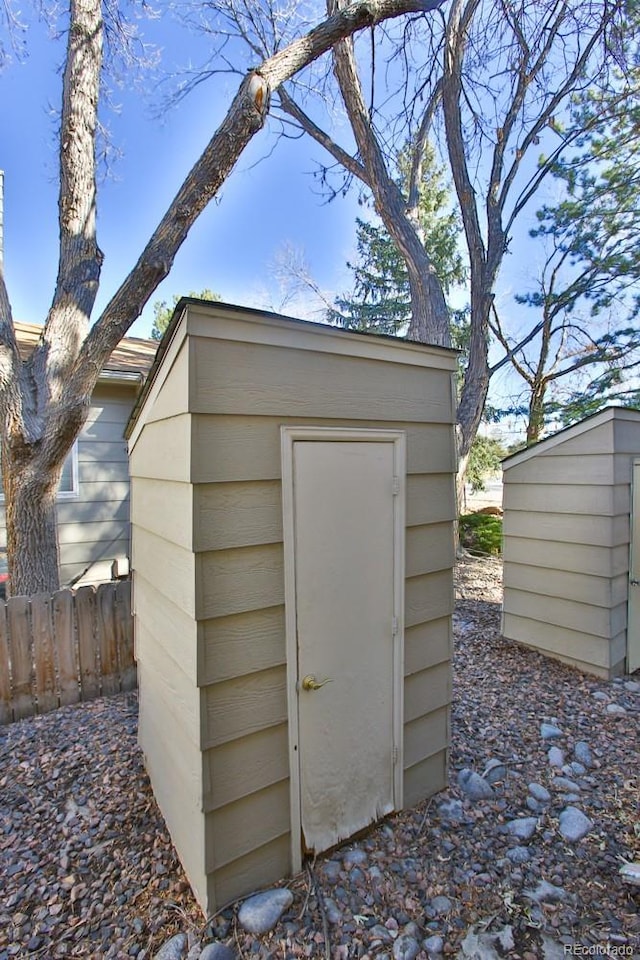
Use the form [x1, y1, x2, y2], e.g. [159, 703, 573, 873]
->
[0, 442, 79, 500]
[57, 444, 79, 498]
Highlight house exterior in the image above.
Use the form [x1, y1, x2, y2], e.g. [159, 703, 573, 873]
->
[126, 298, 458, 915]
[502, 406, 640, 679]
[0, 322, 157, 588]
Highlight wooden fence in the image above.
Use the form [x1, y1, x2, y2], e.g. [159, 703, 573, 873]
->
[0, 580, 135, 724]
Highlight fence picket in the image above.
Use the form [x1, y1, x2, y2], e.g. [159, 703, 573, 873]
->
[115, 580, 136, 692]
[76, 586, 99, 701]
[0, 581, 135, 724]
[0, 603, 12, 723]
[7, 596, 35, 720]
[53, 588, 79, 706]
[31, 593, 58, 715]
[97, 584, 119, 696]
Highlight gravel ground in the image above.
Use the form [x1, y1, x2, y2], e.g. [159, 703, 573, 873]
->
[1, 557, 639, 959]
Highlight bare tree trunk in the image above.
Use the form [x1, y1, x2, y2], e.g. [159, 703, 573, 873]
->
[3, 454, 64, 595]
[526, 381, 547, 445]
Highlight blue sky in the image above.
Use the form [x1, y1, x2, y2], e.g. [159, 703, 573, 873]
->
[0, 7, 362, 339]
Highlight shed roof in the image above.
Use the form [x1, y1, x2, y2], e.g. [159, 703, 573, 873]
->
[13, 321, 157, 381]
[502, 406, 640, 471]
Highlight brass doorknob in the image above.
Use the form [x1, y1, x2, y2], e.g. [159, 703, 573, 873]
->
[301, 675, 334, 691]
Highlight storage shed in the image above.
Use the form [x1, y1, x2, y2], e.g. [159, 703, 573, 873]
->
[126, 299, 458, 915]
[502, 406, 640, 680]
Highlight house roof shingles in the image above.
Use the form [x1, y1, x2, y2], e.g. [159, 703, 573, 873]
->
[13, 322, 157, 379]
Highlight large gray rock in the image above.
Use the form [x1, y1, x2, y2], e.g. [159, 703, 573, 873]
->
[606, 703, 627, 716]
[548, 747, 564, 768]
[458, 769, 494, 800]
[430, 895, 452, 916]
[482, 759, 508, 784]
[155, 934, 188, 960]
[528, 782, 551, 803]
[237, 888, 294, 935]
[558, 807, 593, 842]
[393, 935, 420, 960]
[504, 817, 538, 841]
[540, 723, 563, 740]
[199, 945, 237, 960]
[573, 741, 593, 767]
[423, 935, 444, 956]
[552, 776, 581, 793]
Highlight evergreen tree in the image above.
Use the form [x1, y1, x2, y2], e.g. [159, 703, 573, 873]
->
[151, 290, 221, 340]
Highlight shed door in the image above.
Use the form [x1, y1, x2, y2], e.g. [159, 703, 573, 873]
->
[287, 435, 404, 857]
[629, 460, 640, 674]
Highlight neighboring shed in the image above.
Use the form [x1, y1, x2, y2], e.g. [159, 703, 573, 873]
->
[126, 298, 458, 915]
[0, 323, 156, 587]
[502, 406, 640, 679]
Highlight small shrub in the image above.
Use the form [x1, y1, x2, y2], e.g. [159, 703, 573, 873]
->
[459, 512, 502, 556]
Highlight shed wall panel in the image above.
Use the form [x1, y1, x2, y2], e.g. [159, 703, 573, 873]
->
[191, 338, 453, 423]
[406, 475, 457, 527]
[503, 511, 628, 547]
[208, 835, 291, 912]
[502, 536, 628, 578]
[194, 480, 283, 552]
[502, 613, 611, 673]
[137, 660, 207, 904]
[613, 416, 640, 452]
[503, 587, 615, 639]
[203, 723, 289, 812]
[131, 478, 193, 550]
[203, 665, 288, 749]
[128, 414, 192, 481]
[197, 543, 284, 620]
[614, 452, 640, 485]
[134, 572, 198, 682]
[503, 563, 624, 608]
[132, 527, 196, 617]
[504, 454, 613, 485]
[405, 570, 453, 628]
[199, 605, 286, 686]
[403, 750, 447, 808]
[191, 416, 456, 484]
[135, 620, 202, 744]
[187, 304, 457, 370]
[404, 661, 451, 722]
[205, 780, 290, 872]
[531, 421, 614, 457]
[142, 340, 190, 424]
[404, 618, 452, 676]
[404, 706, 449, 768]
[406, 524, 455, 578]
[502, 483, 617, 517]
